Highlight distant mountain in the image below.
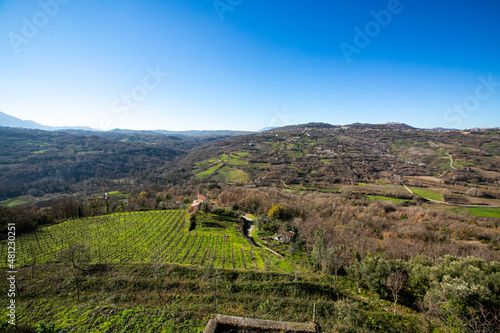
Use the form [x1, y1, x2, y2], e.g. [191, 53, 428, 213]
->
[0, 111, 97, 131]
[268, 122, 337, 132]
[431, 127, 458, 131]
[154, 129, 253, 138]
[342, 122, 415, 131]
[258, 126, 277, 132]
[266, 122, 415, 133]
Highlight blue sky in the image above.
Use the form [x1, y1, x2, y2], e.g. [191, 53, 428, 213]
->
[1, 0, 499, 131]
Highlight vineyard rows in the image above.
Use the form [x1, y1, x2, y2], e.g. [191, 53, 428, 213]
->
[2, 210, 293, 272]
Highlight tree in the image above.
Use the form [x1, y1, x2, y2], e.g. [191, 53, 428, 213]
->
[311, 230, 326, 270]
[255, 214, 276, 233]
[466, 187, 483, 197]
[325, 245, 348, 288]
[387, 270, 406, 314]
[268, 205, 289, 221]
[58, 242, 90, 301]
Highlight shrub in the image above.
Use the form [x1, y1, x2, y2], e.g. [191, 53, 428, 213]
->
[211, 207, 225, 215]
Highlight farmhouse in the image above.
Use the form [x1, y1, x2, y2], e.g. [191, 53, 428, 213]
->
[274, 230, 296, 244]
[191, 195, 210, 211]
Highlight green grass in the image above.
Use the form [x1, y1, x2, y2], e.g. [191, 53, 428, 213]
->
[196, 163, 223, 179]
[408, 186, 443, 201]
[288, 150, 303, 158]
[107, 191, 129, 199]
[1, 210, 288, 272]
[357, 182, 368, 186]
[320, 159, 329, 164]
[365, 195, 412, 204]
[32, 149, 47, 154]
[228, 169, 249, 183]
[447, 207, 500, 218]
[0, 197, 33, 207]
[227, 154, 249, 166]
[0, 262, 423, 333]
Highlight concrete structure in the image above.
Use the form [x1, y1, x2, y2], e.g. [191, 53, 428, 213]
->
[203, 314, 318, 333]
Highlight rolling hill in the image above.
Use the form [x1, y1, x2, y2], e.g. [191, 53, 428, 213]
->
[1, 122, 499, 206]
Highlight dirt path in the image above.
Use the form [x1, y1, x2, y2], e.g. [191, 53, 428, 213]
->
[446, 152, 456, 170]
[242, 215, 254, 238]
[403, 184, 414, 195]
[243, 215, 283, 258]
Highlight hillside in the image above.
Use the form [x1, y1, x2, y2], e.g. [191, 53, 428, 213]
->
[0, 127, 200, 201]
[171, 123, 500, 190]
[2, 124, 499, 208]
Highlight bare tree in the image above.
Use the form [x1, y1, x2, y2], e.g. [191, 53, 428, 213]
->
[58, 242, 90, 300]
[386, 270, 406, 315]
[325, 245, 347, 288]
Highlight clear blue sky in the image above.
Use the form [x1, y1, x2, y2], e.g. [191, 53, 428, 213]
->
[1, 0, 499, 131]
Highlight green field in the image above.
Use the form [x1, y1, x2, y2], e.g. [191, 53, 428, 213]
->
[447, 206, 500, 218]
[409, 186, 443, 201]
[2, 210, 292, 272]
[194, 153, 250, 183]
[365, 195, 412, 204]
[227, 152, 249, 166]
[228, 168, 249, 183]
[196, 163, 223, 178]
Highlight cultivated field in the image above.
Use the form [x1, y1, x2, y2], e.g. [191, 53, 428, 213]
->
[2, 210, 294, 272]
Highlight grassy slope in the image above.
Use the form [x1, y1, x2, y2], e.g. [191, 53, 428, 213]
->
[0, 264, 423, 333]
[196, 163, 223, 179]
[447, 206, 500, 218]
[0, 210, 426, 332]
[365, 195, 412, 204]
[3, 210, 292, 272]
[194, 153, 250, 183]
[408, 186, 443, 201]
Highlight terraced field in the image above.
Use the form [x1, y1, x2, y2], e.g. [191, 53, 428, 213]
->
[3, 210, 293, 272]
[194, 152, 250, 183]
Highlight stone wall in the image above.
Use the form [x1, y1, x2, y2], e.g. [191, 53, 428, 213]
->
[203, 314, 318, 333]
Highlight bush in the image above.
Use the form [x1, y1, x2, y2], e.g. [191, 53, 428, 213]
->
[268, 205, 290, 221]
[334, 299, 363, 332]
[211, 207, 225, 215]
[255, 215, 276, 233]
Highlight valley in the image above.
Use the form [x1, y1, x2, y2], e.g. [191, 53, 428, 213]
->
[1, 123, 499, 332]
